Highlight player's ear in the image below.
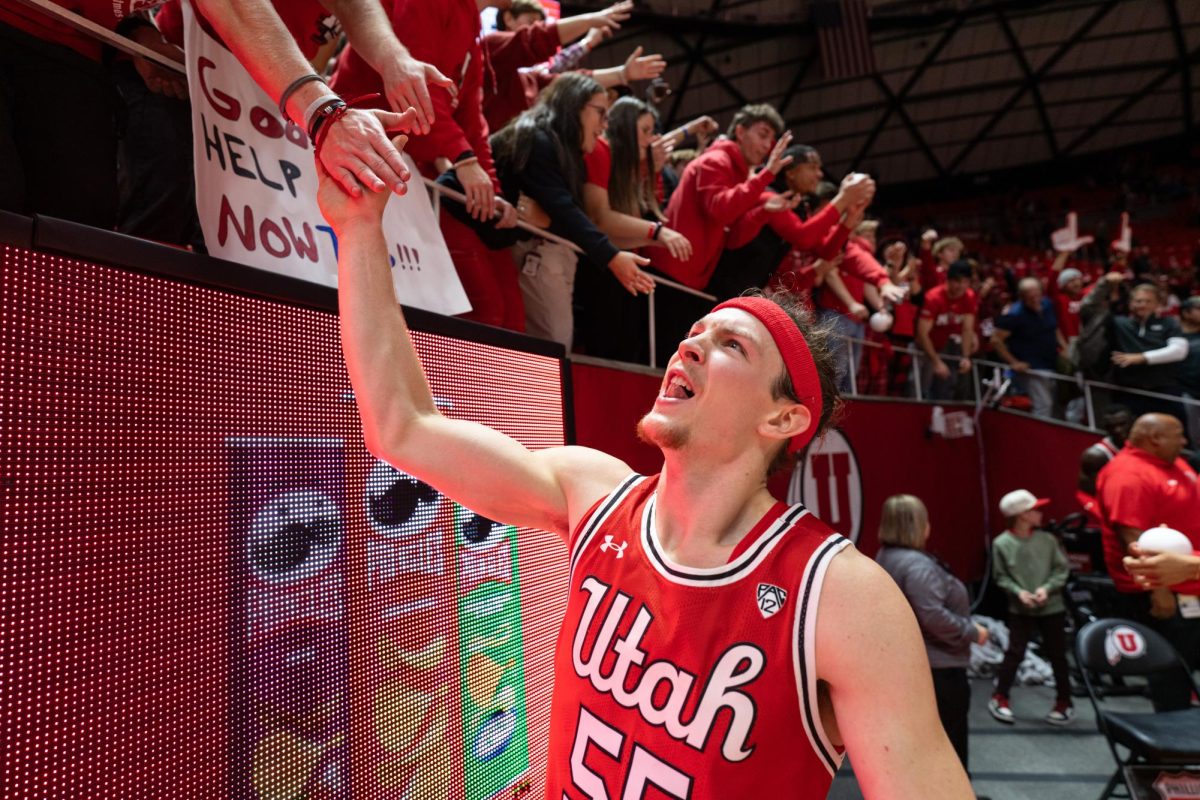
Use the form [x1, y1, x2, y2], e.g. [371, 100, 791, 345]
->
[759, 401, 811, 445]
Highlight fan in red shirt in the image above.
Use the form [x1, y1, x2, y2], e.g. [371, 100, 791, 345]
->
[915, 260, 978, 400]
[1095, 413, 1200, 711]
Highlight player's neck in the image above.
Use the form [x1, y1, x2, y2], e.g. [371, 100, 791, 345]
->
[653, 453, 776, 567]
[1011, 522, 1035, 537]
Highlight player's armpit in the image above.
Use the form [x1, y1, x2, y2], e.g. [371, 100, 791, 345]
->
[372, 415, 632, 543]
[816, 549, 974, 799]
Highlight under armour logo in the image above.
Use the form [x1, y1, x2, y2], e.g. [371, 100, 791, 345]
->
[599, 535, 627, 559]
[756, 583, 787, 619]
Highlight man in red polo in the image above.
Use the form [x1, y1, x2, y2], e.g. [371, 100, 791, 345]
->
[1096, 413, 1200, 710]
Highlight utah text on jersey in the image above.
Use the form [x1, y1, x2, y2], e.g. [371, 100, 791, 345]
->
[546, 474, 851, 799]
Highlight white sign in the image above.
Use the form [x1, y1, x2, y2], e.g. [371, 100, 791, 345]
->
[788, 429, 863, 542]
[182, 1, 470, 315]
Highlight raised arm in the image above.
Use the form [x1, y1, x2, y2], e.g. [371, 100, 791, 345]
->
[818, 550, 974, 798]
[318, 141, 631, 539]
[194, 0, 417, 197]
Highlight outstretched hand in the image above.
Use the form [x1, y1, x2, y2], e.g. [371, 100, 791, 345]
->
[763, 131, 795, 175]
[317, 134, 409, 232]
[623, 47, 666, 83]
[380, 52, 455, 135]
[319, 107, 420, 197]
[764, 191, 803, 213]
[608, 251, 656, 295]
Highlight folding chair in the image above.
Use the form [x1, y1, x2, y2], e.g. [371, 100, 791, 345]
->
[1075, 618, 1200, 799]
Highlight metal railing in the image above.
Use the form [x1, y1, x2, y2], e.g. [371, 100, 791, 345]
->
[832, 331, 1200, 434]
[26, 0, 715, 367]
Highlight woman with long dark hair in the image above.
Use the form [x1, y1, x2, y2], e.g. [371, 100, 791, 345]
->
[489, 73, 654, 347]
[576, 96, 697, 362]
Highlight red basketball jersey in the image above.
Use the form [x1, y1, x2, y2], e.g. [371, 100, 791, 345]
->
[545, 474, 850, 800]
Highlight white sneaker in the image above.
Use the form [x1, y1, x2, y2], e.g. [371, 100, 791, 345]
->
[1046, 703, 1075, 726]
[988, 695, 1014, 724]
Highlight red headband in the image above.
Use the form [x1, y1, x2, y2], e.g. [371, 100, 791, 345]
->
[712, 297, 823, 453]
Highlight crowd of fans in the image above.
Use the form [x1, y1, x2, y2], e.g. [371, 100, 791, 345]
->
[6, 0, 1198, 446]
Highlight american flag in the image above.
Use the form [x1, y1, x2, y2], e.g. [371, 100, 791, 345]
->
[812, 0, 876, 80]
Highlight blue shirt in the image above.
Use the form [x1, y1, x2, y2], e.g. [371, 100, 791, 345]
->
[995, 297, 1058, 370]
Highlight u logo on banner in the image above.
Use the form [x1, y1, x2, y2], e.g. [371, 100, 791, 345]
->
[788, 430, 863, 543]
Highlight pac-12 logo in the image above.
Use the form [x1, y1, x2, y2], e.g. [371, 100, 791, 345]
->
[1105, 625, 1147, 665]
[788, 429, 862, 543]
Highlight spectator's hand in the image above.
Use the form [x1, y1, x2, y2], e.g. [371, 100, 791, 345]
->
[1111, 351, 1146, 368]
[516, 193, 551, 229]
[582, 25, 613, 51]
[843, 202, 867, 231]
[1033, 587, 1049, 606]
[379, 51, 454, 135]
[1104, 270, 1126, 284]
[457, 160, 497, 222]
[1149, 587, 1178, 620]
[879, 280, 907, 304]
[847, 301, 869, 322]
[1125, 546, 1200, 588]
[650, 135, 673, 172]
[763, 191, 802, 213]
[1017, 589, 1037, 609]
[622, 47, 667, 83]
[688, 115, 720, 139]
[1011, 360, 1031, 373]
[837, 173, 875, 210]
[316, 135, 406, 231]
[608, 251, 656, 295]
[884, 240, 907, 267]
[763, 131, 795, 176]
[958, 356, 972, 374]
[129, 25, 189, 100]
[933, 358, 951, 380]
[921, 228, 938, 248]
[974, 623, 989, 645]
[657, 226, 692, 262]
[493, 197, 519, 229]
[321, 107, 419, 197]
[813, 254, 842, 280]
[587, 1, 633, 31]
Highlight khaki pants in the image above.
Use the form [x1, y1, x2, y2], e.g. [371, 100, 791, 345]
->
[514, 238, 578, 348]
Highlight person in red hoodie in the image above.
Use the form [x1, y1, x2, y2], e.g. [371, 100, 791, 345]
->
[650, 105, 878, 364]
[816, 220, 889, 393]
[333, 0, 527, 329]
[759, 146, 905, 308]
[482, 1, 648, 132]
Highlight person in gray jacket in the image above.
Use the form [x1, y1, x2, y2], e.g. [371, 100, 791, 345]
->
[876, 494, 988, 772]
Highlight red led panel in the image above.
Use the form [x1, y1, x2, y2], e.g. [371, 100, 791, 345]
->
[1, 243, 567, 798]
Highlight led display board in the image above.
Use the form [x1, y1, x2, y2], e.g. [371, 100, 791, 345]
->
[1, 235, 566, 799]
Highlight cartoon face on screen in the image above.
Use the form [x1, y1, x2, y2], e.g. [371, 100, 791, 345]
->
[366, 461, 441, 539]
[247, 489, 342, 584]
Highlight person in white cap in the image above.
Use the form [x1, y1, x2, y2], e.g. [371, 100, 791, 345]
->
[987, 489, 1074, 726]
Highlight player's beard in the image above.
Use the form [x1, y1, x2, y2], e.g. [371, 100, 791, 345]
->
[636, 410, 689, 451]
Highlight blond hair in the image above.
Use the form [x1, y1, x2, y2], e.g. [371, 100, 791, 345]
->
[878, 494, 929, 549]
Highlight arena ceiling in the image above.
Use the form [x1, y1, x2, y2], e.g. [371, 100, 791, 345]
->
[575, 0, 1200, 186]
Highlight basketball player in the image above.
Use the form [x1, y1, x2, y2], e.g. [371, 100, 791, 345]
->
[319, 139, 973, 799]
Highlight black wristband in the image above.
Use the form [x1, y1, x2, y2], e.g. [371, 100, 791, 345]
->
[652, 221, 664, 241]
[279, 74, 326, 124]
[307, 98, 346, 142]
